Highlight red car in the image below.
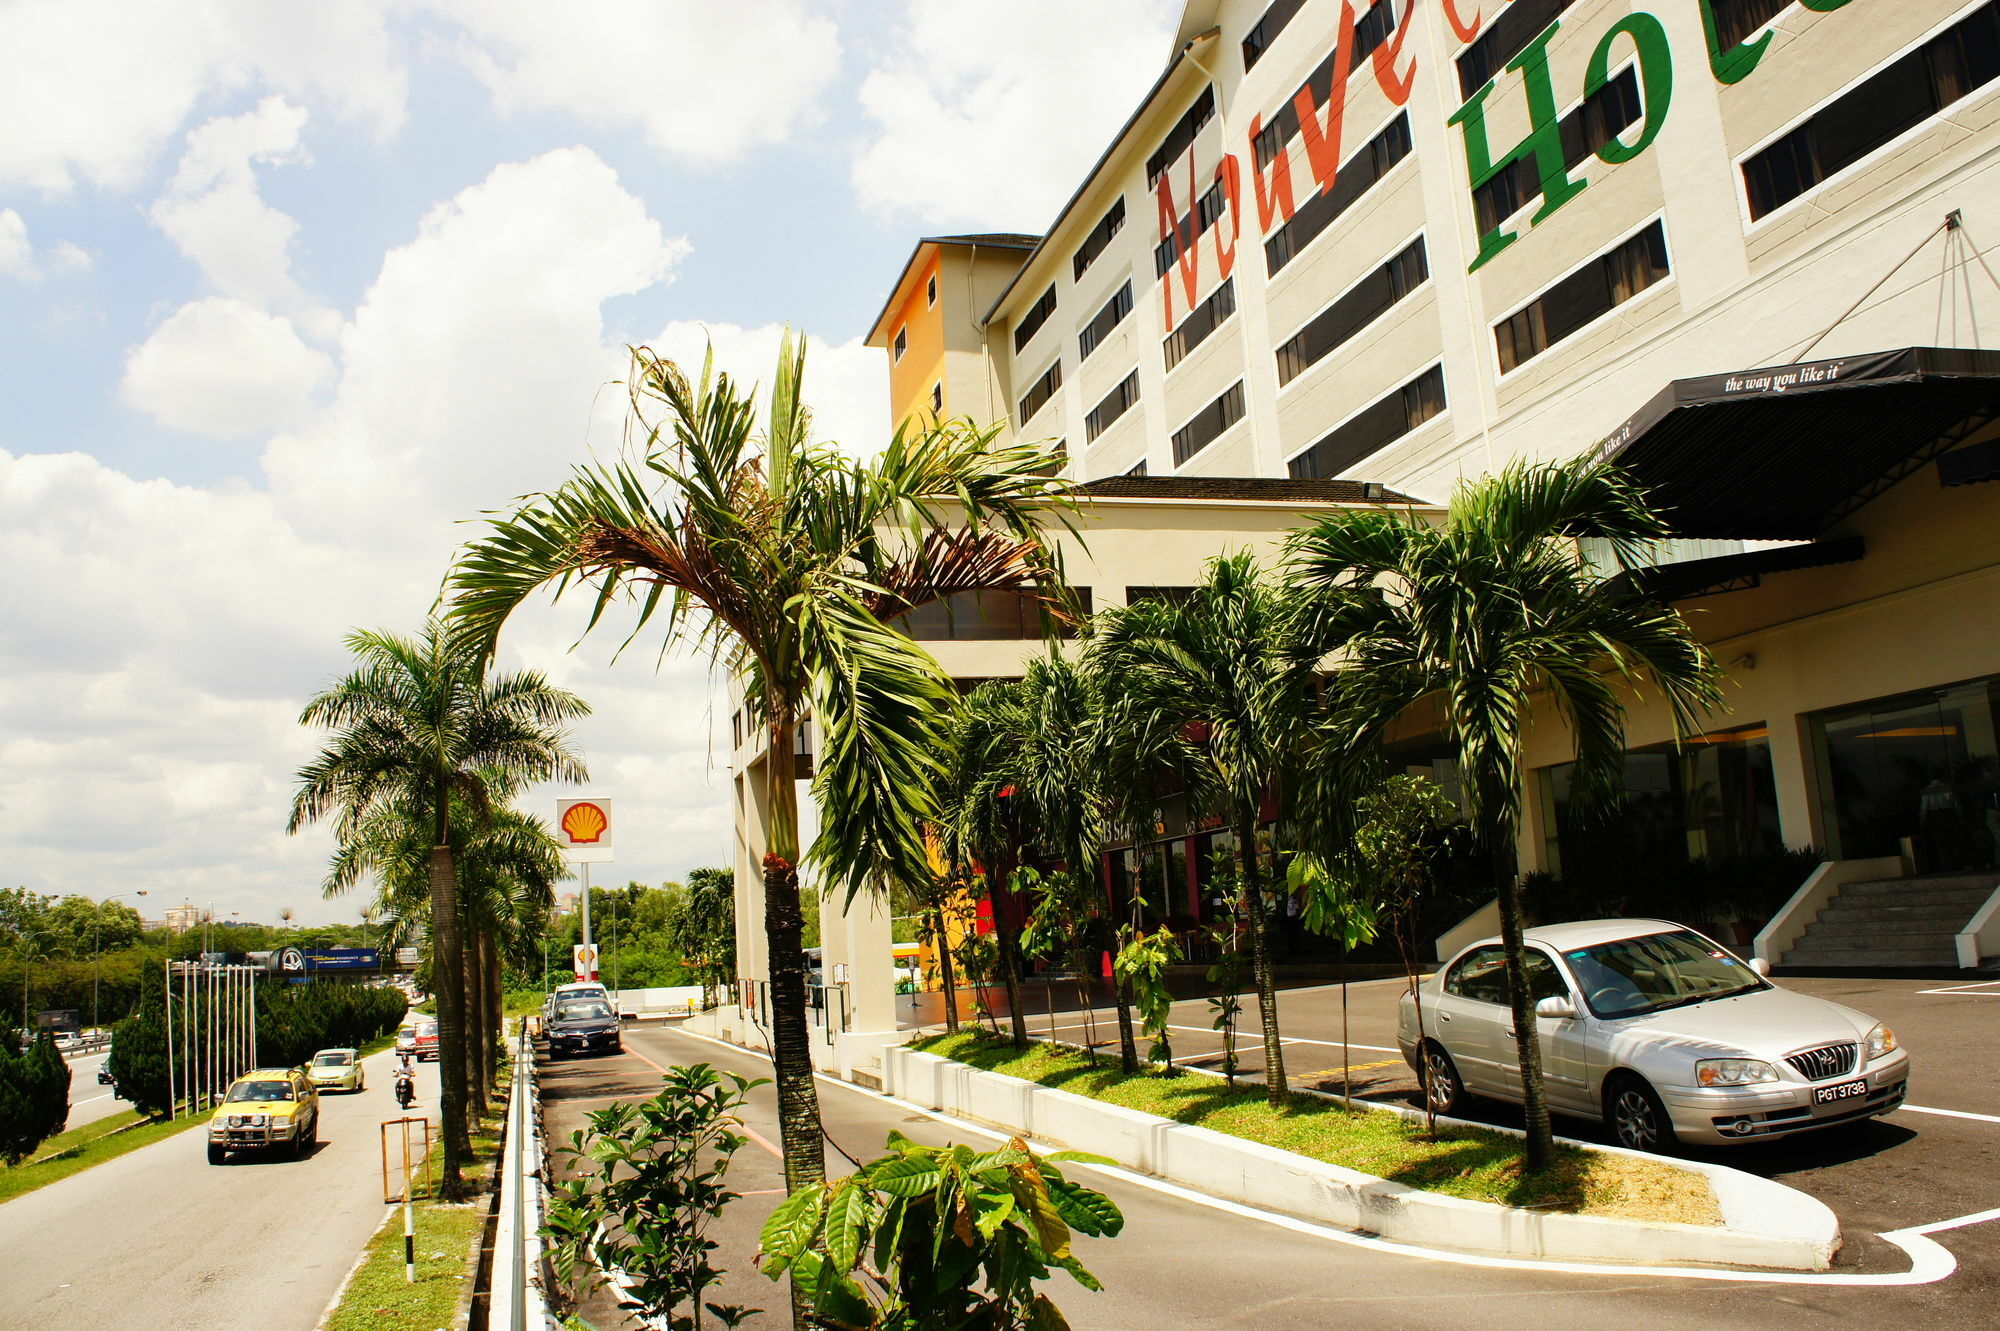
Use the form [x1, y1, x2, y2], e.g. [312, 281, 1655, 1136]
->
[414, 1020, 439, 1062]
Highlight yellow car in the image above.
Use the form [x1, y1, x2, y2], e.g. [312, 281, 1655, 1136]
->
[208, 1067, 320, 1164]
[306, 1047, 365, 1093]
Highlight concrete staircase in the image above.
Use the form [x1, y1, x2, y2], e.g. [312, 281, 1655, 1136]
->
[1782, 873, 2000, 969]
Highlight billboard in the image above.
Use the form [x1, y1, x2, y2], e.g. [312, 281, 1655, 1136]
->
[304, 948, 379, 971]
[556, 797, 614, 862]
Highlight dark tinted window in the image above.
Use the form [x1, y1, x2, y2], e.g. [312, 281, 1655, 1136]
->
[1171, 382, 1246, 465]
[1241, 0, 1308, 69]
[1445, 945, 1508, 1004]
[894, 588, 1091, 641]
[1472, 66, 1641, 234]
[555, 1001, 612, 1021]
[1288, 364, 1444, 479]
[1266, 115, 1413, 274]
[1085, 372, 1141, 442]
[1147, 87, 1216, 188]
[1013, 285, 1058, 354]
[1126, 586, 1196, 606]
[1744, 4, 2000, 218]
[1277, 238, 1427, 385]
[1708, 0, 1789, 52]
[1163, 279, 1237, 371]
[1457, 0, 1573, 97]
[1073, 198, 1126, 280]
[1495, 221, 1669, 372]
[1155, 179, 1229, 277]
[1080, 283, 1134, 359]
[1253, 6, 1403, 166]
[1018, 360, 1062, 421]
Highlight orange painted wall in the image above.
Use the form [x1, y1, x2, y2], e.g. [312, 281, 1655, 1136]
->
[885, 251, 947, 428]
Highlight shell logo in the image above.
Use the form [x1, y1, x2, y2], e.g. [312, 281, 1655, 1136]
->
[560, 801, 609, 845]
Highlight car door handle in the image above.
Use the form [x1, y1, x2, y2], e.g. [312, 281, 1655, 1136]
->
[1438, 1012, 1452, 1022]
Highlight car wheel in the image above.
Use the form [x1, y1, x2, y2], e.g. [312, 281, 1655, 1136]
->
[1607, 1074, 1677, 1154]
[1421, 1042, 1467, 1117]
[208, 1143, 226, 1166]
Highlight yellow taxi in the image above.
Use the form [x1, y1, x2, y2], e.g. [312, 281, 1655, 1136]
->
[208, 1067, 320, 1164]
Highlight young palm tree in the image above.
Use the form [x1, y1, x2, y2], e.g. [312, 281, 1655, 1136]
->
[1088, 554, 1322, 1106]
[290, 623, 588, 1196]
[1287, 456, 1721, 1169]
[445, 335, 1072, 1197]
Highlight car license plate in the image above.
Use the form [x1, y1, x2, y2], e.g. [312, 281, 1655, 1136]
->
[1813, 1078, 1868, 1105]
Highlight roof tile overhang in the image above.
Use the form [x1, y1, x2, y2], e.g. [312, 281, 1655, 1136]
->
[1597, 347, 2000, 539]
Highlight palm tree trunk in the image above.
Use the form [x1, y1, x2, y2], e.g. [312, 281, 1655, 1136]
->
[1238, 818, 1288, 1105]
[933, 906, 959, 1033]
[762, 723, 826, 1198]
[464, 929, 486, 1119]
[993, 870, 1030, 1049]
[1113, 975, 1139, 1074]
[1493, 836, 1553, 1171]
[427, 845, 471, 1196]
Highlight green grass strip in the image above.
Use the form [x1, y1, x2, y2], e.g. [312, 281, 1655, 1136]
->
[913, 1030, 1718, 1222]
[322, 1197, 488, 1331]
[0, 1110, 207, 1205]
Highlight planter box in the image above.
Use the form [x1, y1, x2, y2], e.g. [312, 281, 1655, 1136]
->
[884, 1047, 1838, 1272]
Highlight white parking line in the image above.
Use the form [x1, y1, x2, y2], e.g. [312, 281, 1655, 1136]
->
[1914, 979, 2000, 996]
[1900, 1103, 2000, 1126]
[666, 1024, 1981, 1287]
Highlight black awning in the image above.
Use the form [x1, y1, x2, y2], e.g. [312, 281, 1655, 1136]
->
[1615, 536, 1866, 603]
[1939, 436, 2000, 487]
[1598, 347, 2000, 539]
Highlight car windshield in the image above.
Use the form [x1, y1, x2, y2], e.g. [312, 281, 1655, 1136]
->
[313, 1053, 352, 1067]
[418, 1024, 437, 1036]
[1564, 930, 1767, 1018]
[227, 1080, 294, 1102]
[555, 1001, 611, 1022]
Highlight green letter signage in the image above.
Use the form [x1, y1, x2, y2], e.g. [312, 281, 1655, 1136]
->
[1589, 13, 1672, 164]
[1449, 20, 1585, 271]
[1702, 0, 1851, 85]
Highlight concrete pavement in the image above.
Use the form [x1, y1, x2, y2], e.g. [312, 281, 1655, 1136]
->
[0, 1046, 441, 1331]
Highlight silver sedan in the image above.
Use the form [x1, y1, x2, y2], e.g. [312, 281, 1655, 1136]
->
[1397, 918, 1910, 1150]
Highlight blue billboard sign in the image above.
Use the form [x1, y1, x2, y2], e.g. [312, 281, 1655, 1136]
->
[304, 948, 380, 971]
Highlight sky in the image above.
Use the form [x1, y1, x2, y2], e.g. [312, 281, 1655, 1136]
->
[0, 0, 1183, 926]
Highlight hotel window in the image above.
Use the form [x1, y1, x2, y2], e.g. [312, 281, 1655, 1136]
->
[1126, 585, 1197, 607]
[1277, 238, 1427, 386]
[1073, 198, 1126, 280]
[1172, 382, 1246, 465]
[1013, 284, 1058, 354]
[1708, 0, 1789, 52]
[926, 274, 937, 307]
[1154, 179, 1229, 277]
[1265, 114, 1412, 274]
[1018, 359, 1062, 422]
[1457, 0, 1574, 97]
[1126, 458, 1149, 477]
[1494, 221, 1669, 373]
[1471, 66, 1641, 235]
[1743, 4, 2000, 220]
[1287, 365, 1444, 479]
[892, 327, 906, 361]
[1163, 278, 1237, 372]
[1079, 282, 1134, 360]
[894, 588, 1092, 642]
[1241, 0, 1307, 69]
[1085, 371, 1140, 442]
[931, 382, 944, 414]
[1147, 87, 1216, 188]
[1250, 5, 1403, 166]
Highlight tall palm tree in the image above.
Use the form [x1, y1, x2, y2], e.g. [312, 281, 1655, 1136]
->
[939, 656, 1105, 1053]
[445, 336, 1072, 1198]
[1088, 554, 1322, 1105]
[290, 623, 588, 1196]
[1287, 456, 1721, 1169]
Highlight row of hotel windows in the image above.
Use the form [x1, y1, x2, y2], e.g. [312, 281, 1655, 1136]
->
[893, 586, 1215, 641]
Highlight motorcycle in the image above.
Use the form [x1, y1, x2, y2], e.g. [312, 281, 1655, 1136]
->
[394, 1069, 415, 1110]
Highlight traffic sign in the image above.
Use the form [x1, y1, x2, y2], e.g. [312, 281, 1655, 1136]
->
[573, 943, 599, 980]
[556, 797, 614, 863]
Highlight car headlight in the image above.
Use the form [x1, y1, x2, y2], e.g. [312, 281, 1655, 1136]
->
[1865, 1024, 1897, 1059]
[1696, 1058, 1780, 1087]
[252, 1113, 269, 1126]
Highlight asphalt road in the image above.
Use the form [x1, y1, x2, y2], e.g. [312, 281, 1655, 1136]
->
[58, 1050, 130, 1130]
[0, 1047, 439, 1331]
[539, 991, 2000, 1329]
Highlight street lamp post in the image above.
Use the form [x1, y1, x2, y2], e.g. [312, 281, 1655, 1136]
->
[93, 891, 148, 1033]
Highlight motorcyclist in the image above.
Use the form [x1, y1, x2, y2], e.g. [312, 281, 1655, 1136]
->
[393, 1052, 415, 1109]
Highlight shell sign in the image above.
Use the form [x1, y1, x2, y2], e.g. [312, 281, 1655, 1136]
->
[555, 797, 614, 860]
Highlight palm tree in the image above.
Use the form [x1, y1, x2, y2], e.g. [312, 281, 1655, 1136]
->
[1088, 554, 1322, 1106]
[445, 336, 1073, 1200]
[1287, 456, 1721, 1169]
[290, 623, 588, 1196]
[939, 656, 1106, 1053]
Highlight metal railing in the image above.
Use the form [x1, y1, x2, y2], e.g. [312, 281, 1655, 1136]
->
[490, 1020, 556, 1331]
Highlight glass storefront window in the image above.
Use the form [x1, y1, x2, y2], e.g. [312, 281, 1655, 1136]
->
[1541, 723, 1781, 881]
[1810, 676, 2000, 871]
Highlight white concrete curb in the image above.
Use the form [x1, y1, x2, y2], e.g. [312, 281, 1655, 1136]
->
[883, 1046, 1839, 1272]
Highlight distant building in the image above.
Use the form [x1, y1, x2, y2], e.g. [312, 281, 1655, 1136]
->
[161, 904, 202, 934]
[553, 893, 579, 919]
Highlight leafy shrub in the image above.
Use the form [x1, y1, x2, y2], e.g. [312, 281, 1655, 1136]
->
[0, 1035, 72, 1162]
[256, 982, 408, 1068]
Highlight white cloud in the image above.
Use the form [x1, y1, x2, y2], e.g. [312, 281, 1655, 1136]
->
[0, 209, 30, 277]
[434, 0, 840, 165]
[150, 96, 312, 310]
[120, 298, 334, 438]
[852, 0, 1180, 228]
[0, 0, 403, 193]
[46, 241, 93, 275]
[644, 320, 888, 459]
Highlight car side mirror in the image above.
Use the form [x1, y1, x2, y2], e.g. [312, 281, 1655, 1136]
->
[1748, 957, 1771, 977]
[1535, 995, 1576, 1020]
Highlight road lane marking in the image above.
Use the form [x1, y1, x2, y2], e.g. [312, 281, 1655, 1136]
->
[662, 1023, 1966, 1287]
[620, 1038, 786, 1161]
[71, 1093, 115, 1106]
[1899, 1103, 2000, 1126]
[1914, 980, 2000, 996]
